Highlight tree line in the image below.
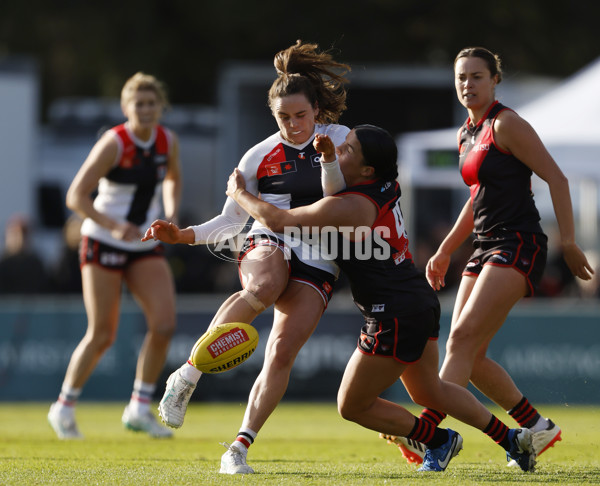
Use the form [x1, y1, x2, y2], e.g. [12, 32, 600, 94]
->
[1, 0, 598, 118]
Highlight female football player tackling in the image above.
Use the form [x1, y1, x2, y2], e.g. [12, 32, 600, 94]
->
[383, 47, 594, 467]
[226, 124, 537, 472]
[142, 40, 351, 474]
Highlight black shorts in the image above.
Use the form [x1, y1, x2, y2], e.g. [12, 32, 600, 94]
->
[357, 304, 441, 364]
[238, 234, 336, 307]
[79, 235, 165, 271]
[463, 230, 548, 296]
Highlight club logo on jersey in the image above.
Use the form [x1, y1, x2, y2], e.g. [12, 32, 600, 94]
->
[392, 250, 407, 265]
[265, 160, 297, 176]
[120, 157, 134, 168]
[310, 154, 322, 167]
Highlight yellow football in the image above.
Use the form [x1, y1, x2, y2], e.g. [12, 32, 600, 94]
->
[190, 322, 259, 374]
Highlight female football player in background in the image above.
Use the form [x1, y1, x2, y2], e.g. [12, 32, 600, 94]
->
[48, 72, 181, 439]
[143, 40, 351, 474]
[226, 124, 536, 472]
[386, 46, 593, 466]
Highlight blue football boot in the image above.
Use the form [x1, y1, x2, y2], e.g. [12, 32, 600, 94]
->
[418, 429, 463, 472]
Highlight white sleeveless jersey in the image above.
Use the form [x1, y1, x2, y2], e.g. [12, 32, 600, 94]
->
[80, 123, 172, 251]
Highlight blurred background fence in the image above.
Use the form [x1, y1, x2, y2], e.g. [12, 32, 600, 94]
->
[1, 294, 599, 404]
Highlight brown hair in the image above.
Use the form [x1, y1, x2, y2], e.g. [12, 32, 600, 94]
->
[455, 47, 503, 83]
[121, 72, 169, 107]
[268, 40, 350, 124]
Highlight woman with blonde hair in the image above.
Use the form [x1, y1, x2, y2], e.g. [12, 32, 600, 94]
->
[48, 72, 182, 440]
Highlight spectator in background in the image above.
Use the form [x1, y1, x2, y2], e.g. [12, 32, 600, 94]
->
[413, 221, 473, 292]
[51, 214, 84, 294]
[574, 250, 600, 298]
[537, 227, 579, 298]
[163, 212, 240, 294]
[0, 215, 49, 294]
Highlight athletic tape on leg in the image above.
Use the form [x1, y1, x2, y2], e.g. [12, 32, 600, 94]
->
[240, 289, 266, 312]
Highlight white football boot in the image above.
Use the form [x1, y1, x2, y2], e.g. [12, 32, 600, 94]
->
[48, 402, 83, 440]
[122, 404, 173, 438]
[532, 419, 562, 455]
[158, 367, 196, 428]
[508, 418, 561, 467]
[220, 442, 255, 474]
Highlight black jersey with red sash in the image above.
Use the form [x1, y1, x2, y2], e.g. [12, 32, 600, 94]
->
[334, 179, 438, 318]
[256, 141, 324, 209]
[105, 123, 169, 225]
[458, 101, 543, 235]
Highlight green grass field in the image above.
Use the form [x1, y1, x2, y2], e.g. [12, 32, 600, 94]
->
[1, 402, 599, 485]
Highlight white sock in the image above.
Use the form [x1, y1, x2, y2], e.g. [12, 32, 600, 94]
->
[180, 361, 203, 384]
[129, 380, 155, 415]
[531, 416, 550, 433]
[57, 385, 81, 413]
[234, 428, 257, 453]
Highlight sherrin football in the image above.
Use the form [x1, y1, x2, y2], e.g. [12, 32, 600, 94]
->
[190, 322, 259, 373]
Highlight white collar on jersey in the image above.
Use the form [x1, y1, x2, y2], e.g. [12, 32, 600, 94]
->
[124, 122, 157, 149]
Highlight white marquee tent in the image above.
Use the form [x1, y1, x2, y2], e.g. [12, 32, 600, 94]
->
[518, 57, 600, 177]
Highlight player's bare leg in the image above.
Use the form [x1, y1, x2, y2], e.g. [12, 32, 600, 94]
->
[220, 281, 325, 474]
[48, 265, 122, 439]
[121, 257, 176, 438]
[158, 245, 288, 428]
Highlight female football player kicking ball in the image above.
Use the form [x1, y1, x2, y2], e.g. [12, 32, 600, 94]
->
[143, 40, 351, 474]
[225, 125, 536, 472]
